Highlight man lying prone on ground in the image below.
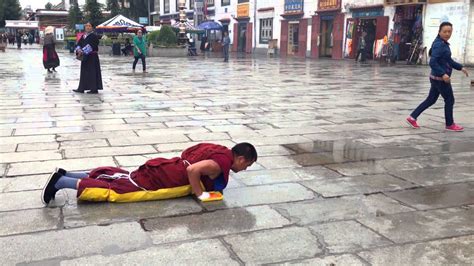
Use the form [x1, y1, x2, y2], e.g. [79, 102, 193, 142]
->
[42, 142, 257, 204]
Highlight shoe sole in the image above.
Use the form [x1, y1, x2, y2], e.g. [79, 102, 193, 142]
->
[405, 120, 420, 129]
[41, 168, 58, 205]
[445, 129, 464, 132]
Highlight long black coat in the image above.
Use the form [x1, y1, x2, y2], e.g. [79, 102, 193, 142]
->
[76, 32, 103, 91]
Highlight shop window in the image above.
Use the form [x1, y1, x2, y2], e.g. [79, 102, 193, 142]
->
[190, 0, 194, 9]
[164, 0, 170, 13]
[238, 0, 249, 3]
[207, 0, 214, 7]
[221, 0, 230, 6]
[259, 18, 273, 44]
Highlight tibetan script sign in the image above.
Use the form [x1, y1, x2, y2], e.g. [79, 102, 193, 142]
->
[284, 0, 304, 13]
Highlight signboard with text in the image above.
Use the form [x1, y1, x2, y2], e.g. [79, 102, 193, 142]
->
[237, 3, 250, 18]
[195, 0, 204, 15]
[318, 0, 341, 11]
[284, 0, 304, 13]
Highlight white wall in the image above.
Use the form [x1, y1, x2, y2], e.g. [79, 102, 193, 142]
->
[423, 0, 470, 63]
[464, 1, 474, 65]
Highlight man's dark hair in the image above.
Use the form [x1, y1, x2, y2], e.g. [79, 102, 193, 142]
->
[232, 143, 257, 162]
[438, 22, 452, 33]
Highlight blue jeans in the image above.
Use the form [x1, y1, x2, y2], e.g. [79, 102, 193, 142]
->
[411, 79, 455, 126]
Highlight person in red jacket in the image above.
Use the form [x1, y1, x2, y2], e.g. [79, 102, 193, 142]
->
[42, 142, 257, 204]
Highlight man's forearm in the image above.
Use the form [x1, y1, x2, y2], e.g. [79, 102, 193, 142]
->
[187, 171, 203, 196]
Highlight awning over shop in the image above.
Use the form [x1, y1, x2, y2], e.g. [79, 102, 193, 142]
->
[96, 14, 145, 33]
[171, 21, 205, 34]
[5, 20, 39, 29]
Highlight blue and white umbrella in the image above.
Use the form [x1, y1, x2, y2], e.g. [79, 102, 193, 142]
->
[198, 21, 223, 31]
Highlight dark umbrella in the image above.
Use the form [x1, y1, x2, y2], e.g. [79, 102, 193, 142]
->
[198, 21, 223, 31]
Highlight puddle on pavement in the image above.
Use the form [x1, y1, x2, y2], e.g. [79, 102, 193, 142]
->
[143, 207, 257, 234]
[283, 140, 375, 165]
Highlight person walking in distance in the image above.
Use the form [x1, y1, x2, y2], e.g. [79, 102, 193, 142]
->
[355, 31, 367, 62]
[406, 22, 469, 132]
[223, 31, 230, 62]
[132, 30, 147, 73]
[42, 26, 60, 73]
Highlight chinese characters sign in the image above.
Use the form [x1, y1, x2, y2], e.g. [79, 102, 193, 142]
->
[318, 0, 341, 11]
[237, 3, 249, 17]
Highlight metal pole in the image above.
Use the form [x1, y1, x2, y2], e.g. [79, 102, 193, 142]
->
[253, 0, 256, 52]
[147, 0, 151, 25]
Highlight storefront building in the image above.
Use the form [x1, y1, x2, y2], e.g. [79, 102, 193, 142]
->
[233, 0, 253, 53]
[280, 0, 309, 57]
[254, 0, 283, 55]
[311, 0, 344, 59]
[423, 0, 471, 64]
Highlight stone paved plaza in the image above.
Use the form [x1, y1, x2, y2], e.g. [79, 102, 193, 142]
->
[0, 47, 473, 265]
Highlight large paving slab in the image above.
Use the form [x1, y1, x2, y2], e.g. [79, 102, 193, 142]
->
[309, 220, 392, 253]
[273, 194, 415, 225]
[385, 182, 474, 210]
[7, 156, 116, 176]
[301, 174, 416, 197]
[0, 222, 151, 265]
[358, 207, 474, 243]
[358, 235, 474, 265]
[0, 174, 50, 192]
[389, 165, 474, 186]
[143, 205, 291, 245]
[0, 208, 60, 236]
[60, 239, 238, 265]
[223, 226, 322, 264]
[203, 183, 316, 210]
[284, 254, 367, 265]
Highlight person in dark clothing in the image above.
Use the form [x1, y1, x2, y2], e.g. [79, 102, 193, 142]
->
[406, 22, 469, 132]
[121, 38, 132, 56]
[222, 31, 230, 62]
[200, 35, 208, 52]
[42, 26, 60, 73]
[16, 32, 22, 49]
[355, 31, 367, 62]
[73, 22, 103, 94]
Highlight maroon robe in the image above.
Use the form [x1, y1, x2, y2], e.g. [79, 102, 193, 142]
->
[77, 143, 233, 198]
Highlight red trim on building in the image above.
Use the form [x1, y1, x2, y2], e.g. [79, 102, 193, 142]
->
[258, 7, 274, 12]
[280, 20, 289, 57]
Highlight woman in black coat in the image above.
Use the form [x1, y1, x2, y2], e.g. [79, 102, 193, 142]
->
[73, 22, 103, 94]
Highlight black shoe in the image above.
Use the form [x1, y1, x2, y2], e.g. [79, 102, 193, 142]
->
[73, 89, 84, 93]
[41, 170, 62, 205]
[57, 168, 67, 176]
[87, 91, 98, 94]
[52, 68, 56, 72]
[47, 69, 52, 73]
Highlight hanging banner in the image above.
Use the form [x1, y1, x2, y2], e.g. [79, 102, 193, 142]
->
[195, 0, 204, 15]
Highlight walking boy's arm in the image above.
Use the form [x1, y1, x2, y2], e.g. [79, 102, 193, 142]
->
[186, 159, 222, 197]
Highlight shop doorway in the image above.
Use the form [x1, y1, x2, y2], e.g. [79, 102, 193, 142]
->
[288, 22, 299, 55]
[319, 18, 334, 57]
[392, 5, 423, 62]
[359, 18, 376, 59]
[237, 23, 247, 52]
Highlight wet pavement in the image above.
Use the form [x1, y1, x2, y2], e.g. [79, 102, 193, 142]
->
[0, 47, 474, 265]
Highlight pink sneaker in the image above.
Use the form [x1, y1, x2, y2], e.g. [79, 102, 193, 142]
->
[406, 117, 420, 129]
[446, 124, 464, 132]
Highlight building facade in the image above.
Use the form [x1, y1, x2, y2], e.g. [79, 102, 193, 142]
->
[154, 0, 473, 64]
